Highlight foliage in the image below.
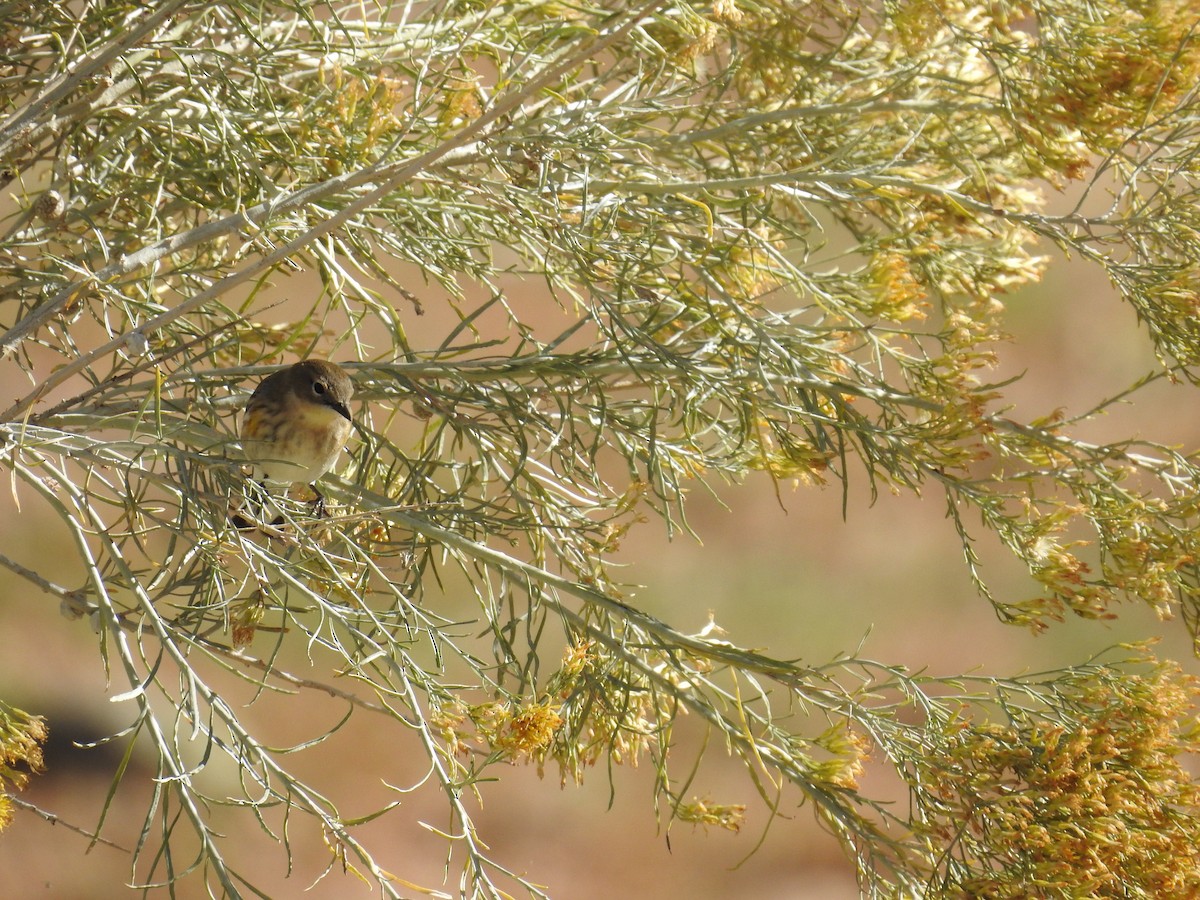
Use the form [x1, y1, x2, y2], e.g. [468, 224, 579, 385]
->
[3, 0, 1200, 896]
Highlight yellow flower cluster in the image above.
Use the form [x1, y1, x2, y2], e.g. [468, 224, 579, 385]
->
[0, 702, 47, 831]
[914, 658, 1200, 896]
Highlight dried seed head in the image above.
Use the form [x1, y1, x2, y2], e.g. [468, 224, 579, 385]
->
[34, 189, 65, 221]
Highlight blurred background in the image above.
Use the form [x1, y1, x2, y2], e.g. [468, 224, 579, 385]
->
[2, 233, 1197, 899]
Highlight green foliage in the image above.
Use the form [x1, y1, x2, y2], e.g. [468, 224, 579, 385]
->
[3, 0, 1200, 896]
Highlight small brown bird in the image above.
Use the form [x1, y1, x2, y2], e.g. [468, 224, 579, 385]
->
[238, 359, 354, 522]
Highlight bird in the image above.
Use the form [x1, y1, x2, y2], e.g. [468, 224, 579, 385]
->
[235, 359, 354, 527]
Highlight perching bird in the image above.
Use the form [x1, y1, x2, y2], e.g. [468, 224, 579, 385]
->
[236, 359, 354, 526]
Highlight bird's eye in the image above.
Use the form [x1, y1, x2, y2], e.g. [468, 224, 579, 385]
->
[313, 381, 327, 395]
